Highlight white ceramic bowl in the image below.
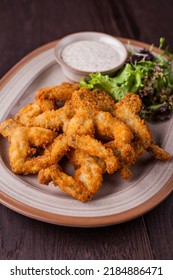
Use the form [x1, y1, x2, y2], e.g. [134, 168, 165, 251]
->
[54, 32, 128, 82]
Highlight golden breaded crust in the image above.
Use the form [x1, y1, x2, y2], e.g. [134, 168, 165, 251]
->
[0, 83, 170, 202]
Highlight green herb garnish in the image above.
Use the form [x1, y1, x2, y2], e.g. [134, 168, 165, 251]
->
[80, 38, 173, 121]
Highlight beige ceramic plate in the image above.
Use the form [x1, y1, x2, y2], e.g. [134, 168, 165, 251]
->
[0, 38, 173, 227]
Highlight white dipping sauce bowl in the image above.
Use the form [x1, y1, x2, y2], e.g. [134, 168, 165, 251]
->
[54, 32, 128, 82]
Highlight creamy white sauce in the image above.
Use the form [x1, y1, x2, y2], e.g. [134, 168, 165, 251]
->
[61, 40, 121, 72]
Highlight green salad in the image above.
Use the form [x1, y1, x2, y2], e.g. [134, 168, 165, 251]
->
[80, 38, 173, 121]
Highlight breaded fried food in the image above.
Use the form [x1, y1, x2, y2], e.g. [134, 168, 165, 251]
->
[17, 101, 74, 131]
[35, 82, 80, 103]
[15, 101, 49, 126]
[113, 93, 152, 150]
[68, 134, 119, 174]
[0, 119, 57, 147]
[0, 82, 170, 202]
[0, 119, 58, 174]
[38, 164, 93, 202]
[104, 140, 133, 180]
[0, 118, 21, 139]
[94, 111, 135, 163]
[14, 84, 81, 131]
[15, 134, 69, 175]
[147, 143, 170, 161]
[15, 101, 45, 126]
[69, 149, 103, 195]
[15, 82, 79, 127]
[39, 149, 103, 202]
[113, 93, 170, 163]
[65, 110, 95, 137]
[71, 87, 115, 114]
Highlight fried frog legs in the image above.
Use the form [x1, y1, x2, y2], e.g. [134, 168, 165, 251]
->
[0, 84, 170, 202]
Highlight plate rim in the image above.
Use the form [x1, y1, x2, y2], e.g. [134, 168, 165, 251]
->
[1, 176, 173, 227]
[0, 37, 172, 227]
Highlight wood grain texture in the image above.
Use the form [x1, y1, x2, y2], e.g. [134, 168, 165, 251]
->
[0, 204, 153, 260]
[144, 193, 173, 260]
[0, 0, 173, 260]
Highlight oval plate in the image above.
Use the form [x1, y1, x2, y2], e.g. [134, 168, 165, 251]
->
[0, 38, 173, 227]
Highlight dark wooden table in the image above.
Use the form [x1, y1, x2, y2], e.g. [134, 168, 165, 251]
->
[0, 0, 173, 260]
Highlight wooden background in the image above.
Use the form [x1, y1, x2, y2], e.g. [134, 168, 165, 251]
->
[0, 0, 173, 260]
